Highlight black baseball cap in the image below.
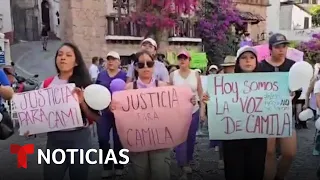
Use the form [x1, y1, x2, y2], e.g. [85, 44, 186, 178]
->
[269, 33, 289, 46]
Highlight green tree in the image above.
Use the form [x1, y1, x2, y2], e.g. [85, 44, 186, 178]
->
[310, 5, 320, 27]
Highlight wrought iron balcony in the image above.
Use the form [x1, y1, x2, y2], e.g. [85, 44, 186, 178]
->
[106, 16, 200, 38]
[169, 20, 200, 38]
[106, 16, 142, 37]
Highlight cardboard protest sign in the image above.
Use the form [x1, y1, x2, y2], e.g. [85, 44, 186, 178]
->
[112, 86, 194, 152]
[12, 84, 84, 135]
[286, 48, 304, 62]
[207, 73, 292, 140]
[190, 52, 207, 69]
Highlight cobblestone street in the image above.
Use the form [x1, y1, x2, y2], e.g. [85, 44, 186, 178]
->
[0, 123, 319, 180]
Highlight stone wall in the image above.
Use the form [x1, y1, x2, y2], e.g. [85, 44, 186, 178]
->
[59, 0, 108, 66]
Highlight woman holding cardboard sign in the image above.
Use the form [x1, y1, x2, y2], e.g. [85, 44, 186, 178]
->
[24, 43, 100, 180]
[201, 46, 267, 180]
[111, 50, 196, 180]
[169, 50, 206, 176]
[220, 46, 268, 180]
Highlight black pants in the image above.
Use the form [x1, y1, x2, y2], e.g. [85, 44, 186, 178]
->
[223, 138, 267, 180]
[97, 112, 124, 170]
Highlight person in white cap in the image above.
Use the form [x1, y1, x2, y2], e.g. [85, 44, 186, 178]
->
[223, 46, 267, 180]
[126, 38, 169, 83]
[207, 64, 218, 74]
[95, 50, 127, 178]
[194, 69, 202, 74]
[89, 56, 100, 82]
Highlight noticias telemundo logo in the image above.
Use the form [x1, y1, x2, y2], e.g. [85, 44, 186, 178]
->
[10, 144, 130, 168]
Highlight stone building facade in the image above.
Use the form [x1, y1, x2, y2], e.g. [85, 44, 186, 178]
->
[60, 0, 202, 65]
[59, 0, 269, 65]
[59, 0, 108, 66]
[234, 0, 270, 44]
[11, 0, 41, 42]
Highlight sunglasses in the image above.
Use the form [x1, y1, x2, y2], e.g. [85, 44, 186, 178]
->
[136, 61, 155, 69]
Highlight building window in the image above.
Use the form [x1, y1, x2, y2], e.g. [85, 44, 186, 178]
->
[304, 17, 310, 29]
[113, 0, 129, 14]
[312, 0, 317, 3]
[107, 0, 142, 36]
[106, 16, 141, 36]
[169, 19, 198, 38]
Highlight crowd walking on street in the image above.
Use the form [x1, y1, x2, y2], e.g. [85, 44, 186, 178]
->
[2, 32, 320, 180]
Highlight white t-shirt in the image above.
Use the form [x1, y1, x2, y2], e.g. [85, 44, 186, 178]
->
[314, 80, 320, 114]
[172, 70, 199, 113]
[89, 64, 99, 80]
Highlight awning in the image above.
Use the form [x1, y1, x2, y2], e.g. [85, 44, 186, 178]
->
[239, 11, 265, 21]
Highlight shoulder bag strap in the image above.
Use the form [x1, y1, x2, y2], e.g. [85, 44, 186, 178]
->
[133, 81, 138, 89]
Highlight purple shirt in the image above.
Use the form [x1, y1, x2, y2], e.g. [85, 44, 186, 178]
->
[136, 78, 157, 88]
[96, 70, 127, 91]
[96, 70, 126, 115]
[126, 60, 169, 82]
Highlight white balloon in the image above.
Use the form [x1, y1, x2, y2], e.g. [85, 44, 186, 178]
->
[289, 61, 313, 91]
[83, 84, 111, 111]
[316, 118, 320, 130]
[299, 108, 314, 121]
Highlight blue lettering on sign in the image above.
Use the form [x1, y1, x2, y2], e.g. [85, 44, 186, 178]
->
[0, 51, 5, 64]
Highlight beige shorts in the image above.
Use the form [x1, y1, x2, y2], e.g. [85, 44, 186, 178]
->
[130, 148, 171, 180]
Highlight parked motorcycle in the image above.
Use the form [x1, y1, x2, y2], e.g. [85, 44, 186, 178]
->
[4, 62, 40, 92]
[3, 62, 40, 130]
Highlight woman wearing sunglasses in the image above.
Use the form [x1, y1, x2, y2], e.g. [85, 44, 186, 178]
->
[118, 50, 195, 180]
[124, 50, 171, 180]
[170, 50, 206, 177]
